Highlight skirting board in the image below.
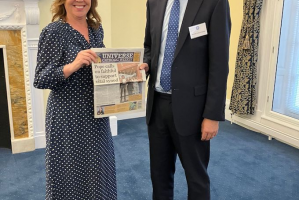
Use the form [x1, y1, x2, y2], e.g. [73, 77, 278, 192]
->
[114, 111, 146, 121]
[110, 111, 146, 135]
[35, 133, 46, 149]
[225, 100, 299, 149]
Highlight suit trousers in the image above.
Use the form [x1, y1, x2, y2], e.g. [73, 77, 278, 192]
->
[148, 92, 211, 200]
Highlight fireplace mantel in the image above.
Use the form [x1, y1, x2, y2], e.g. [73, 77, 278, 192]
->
[0, 0, 45, 153]
[0, 0, 40, 26]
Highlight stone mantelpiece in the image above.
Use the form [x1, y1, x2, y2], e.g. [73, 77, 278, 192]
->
[0, 0, 45, 153]
[0, 31, 29, 139]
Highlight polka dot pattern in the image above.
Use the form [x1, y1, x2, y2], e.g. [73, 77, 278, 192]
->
[160, 0, 180, 92]
[34, 20, 117, 200]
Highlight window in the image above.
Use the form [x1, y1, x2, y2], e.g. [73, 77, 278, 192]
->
[272, 0, 299, 119]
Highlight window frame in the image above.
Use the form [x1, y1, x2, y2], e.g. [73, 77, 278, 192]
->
[262, 0, 299, 128]
[272, 0, 299, 119]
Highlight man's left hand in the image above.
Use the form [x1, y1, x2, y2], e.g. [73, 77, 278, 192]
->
[201, 118, 219, 141]
[139, 63, 149, 73]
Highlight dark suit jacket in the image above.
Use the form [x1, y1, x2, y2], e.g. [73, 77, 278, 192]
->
[144, 0, 231, 136]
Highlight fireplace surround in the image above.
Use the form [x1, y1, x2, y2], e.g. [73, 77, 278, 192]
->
[0, 0, 45, 153]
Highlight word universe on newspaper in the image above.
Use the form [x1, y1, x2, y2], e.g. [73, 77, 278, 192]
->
[91, 48, 146, 118]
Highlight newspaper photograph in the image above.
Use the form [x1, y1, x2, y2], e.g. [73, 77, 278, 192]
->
[91, 48, 146, 118]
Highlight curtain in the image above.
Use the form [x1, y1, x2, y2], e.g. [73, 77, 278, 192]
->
[229, 0, 264, 115]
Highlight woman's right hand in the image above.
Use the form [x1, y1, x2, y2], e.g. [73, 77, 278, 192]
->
[63, 49, 98, 78]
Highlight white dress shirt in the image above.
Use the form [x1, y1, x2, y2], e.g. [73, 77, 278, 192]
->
[155, 0, 189, 94]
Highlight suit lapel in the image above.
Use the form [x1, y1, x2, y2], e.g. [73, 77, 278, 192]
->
[174, 0, 204, 60]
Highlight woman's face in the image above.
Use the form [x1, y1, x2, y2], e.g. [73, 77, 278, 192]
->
[64, 0, 91, 20]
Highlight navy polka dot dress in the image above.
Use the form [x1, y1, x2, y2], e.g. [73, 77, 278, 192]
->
[34, 20, 117, 200]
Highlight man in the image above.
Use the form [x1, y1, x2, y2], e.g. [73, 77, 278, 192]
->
[139, 0, 231, 199]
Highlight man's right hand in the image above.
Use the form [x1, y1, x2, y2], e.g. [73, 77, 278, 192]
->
[139, 63, 149, 73]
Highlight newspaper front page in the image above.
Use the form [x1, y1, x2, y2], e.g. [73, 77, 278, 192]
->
[91, 48, 146, 118]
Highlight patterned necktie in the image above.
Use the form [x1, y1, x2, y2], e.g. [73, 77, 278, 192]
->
[160, 0, 180, 92]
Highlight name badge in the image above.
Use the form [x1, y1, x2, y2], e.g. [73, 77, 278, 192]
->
[189, 23, 208, 39]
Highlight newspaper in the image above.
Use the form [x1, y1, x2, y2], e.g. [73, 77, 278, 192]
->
[91, 48, 146, 118]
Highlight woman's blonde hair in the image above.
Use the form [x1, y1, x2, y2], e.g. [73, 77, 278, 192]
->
[51, 0, 101, 30]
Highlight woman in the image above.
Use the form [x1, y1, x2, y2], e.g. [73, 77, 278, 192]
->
[34, 0, 117, 199]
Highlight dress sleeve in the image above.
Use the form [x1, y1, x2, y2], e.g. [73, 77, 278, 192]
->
[33, 27, 67, 90]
